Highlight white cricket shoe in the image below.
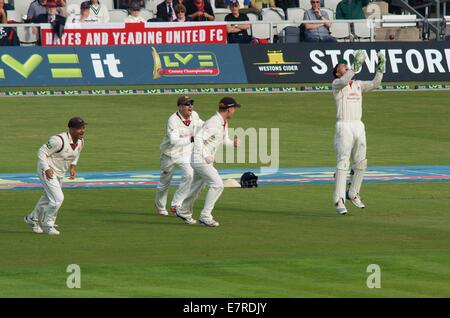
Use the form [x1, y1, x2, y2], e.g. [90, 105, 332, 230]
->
[199, 219, 220, 227]
[335, 198, 348, 215]
[24, 215, 43, 234]
[347, 192, 365, 209]
[155, 205, 169, 216]
[44, 227, 60, 235]
[175, 212, 197, 225]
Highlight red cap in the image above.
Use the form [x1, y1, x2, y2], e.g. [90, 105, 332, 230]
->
[46, 1, 58, 8]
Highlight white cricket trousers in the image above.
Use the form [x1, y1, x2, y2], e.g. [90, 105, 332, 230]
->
[333, 120, 367, 204]
[178, 163, 224, 221]
[29, 169, 64, 229]
[155, 154, 194, 211]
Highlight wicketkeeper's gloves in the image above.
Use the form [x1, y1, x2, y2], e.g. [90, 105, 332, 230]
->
[353, 49, 366, 73]
[376, 51, 386, 73]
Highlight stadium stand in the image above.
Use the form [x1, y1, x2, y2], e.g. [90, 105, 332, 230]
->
[109, 8, 128, 21]
[286, 7, 305, 23]
[6, 9, 21, 22]
[323, 0, 340, 12]
[276, 22, 302, 42]
[214, 10, 229, 21]
[1, 0, 449, 44]
[13, 0, 34, 17]
[16, 25, 39, 46]
[353, 20, 373, 41]
[247, 10, 260, 20]
[261, 7, 285, 20]
[329, 20, 351, 40]
[298, 0, 311, 9]
[68, 0, 86, 8]
[250, 21, 271, 40]
[139, 8, 154, 20]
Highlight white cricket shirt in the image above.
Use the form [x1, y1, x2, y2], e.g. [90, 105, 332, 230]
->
[160, 110, 203, 160]
[192, 112, 234, 163]
[332, 70, 383, 121]
[37, 131, 84, 178]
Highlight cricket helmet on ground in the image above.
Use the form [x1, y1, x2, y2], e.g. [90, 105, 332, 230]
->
[240, 171, 258, 188]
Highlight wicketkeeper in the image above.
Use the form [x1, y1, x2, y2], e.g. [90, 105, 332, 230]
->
[332, 50, 385, 215]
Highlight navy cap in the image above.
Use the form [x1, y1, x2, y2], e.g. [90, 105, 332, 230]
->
[219, 97, 240, 109]
[130, 1, 141, 10]
[177, 95, 194, 106]
[80, 2, 90, 9]
[68, 117, 87, 129]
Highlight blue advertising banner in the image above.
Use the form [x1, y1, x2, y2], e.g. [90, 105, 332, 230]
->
[240, 42, 450, 83]
[0, 44, 247, 86]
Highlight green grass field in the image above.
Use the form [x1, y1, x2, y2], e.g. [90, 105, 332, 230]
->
[0, 91, 449, 297]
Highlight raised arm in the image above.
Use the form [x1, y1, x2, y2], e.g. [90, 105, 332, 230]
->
[332, 69, 355, 90]
[359, 72, 383, 92]
[359, 52, 385, 92]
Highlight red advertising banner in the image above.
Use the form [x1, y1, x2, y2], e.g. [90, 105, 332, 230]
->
[41, 22, 227, 46]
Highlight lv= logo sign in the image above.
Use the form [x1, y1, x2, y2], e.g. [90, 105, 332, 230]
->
[0, 54, 82, 79]
[151, 47, 219, 79]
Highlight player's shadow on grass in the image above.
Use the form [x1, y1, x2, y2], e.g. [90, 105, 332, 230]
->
[101, 218, 188, 226]
[83, 209, 150, 216]
[0, 229, 32, 234]
[231, 206, 339, 218]
[89, 209, 187, 226]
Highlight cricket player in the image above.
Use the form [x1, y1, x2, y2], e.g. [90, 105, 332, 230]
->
[332, 50, 385, 215]
[176, 97, 240, 227]
[155, 96, 204, 215]
[24, 117, 86, 235]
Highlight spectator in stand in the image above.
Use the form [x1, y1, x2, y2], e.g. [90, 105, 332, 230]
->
[225, 0, 249, 9]
[0, 20, 20, 47]
[250, 0, 275, 11]
[335, 0, 369, 20]
[0, 0, 7, 23]
[124, 1, 146, 22]
[157, 0, 179, 22]
[225, 0, 252, 43]
[186, 0, 215, 21]
[27, 0, 48, 21]
[303, 0, 336, 42]
[1, 0, 13, 11]
[82, 0, 110, 23]
[68, 1, 97, 23]
[174, 4, 192, 22]
[34, 1, 66, 24]
[33, 0, 66, 43]
[0, 0, 20, 46]
[119, 0, 145, 9]
[57, 0, 67, 17]
[27, 0, 66, 21]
